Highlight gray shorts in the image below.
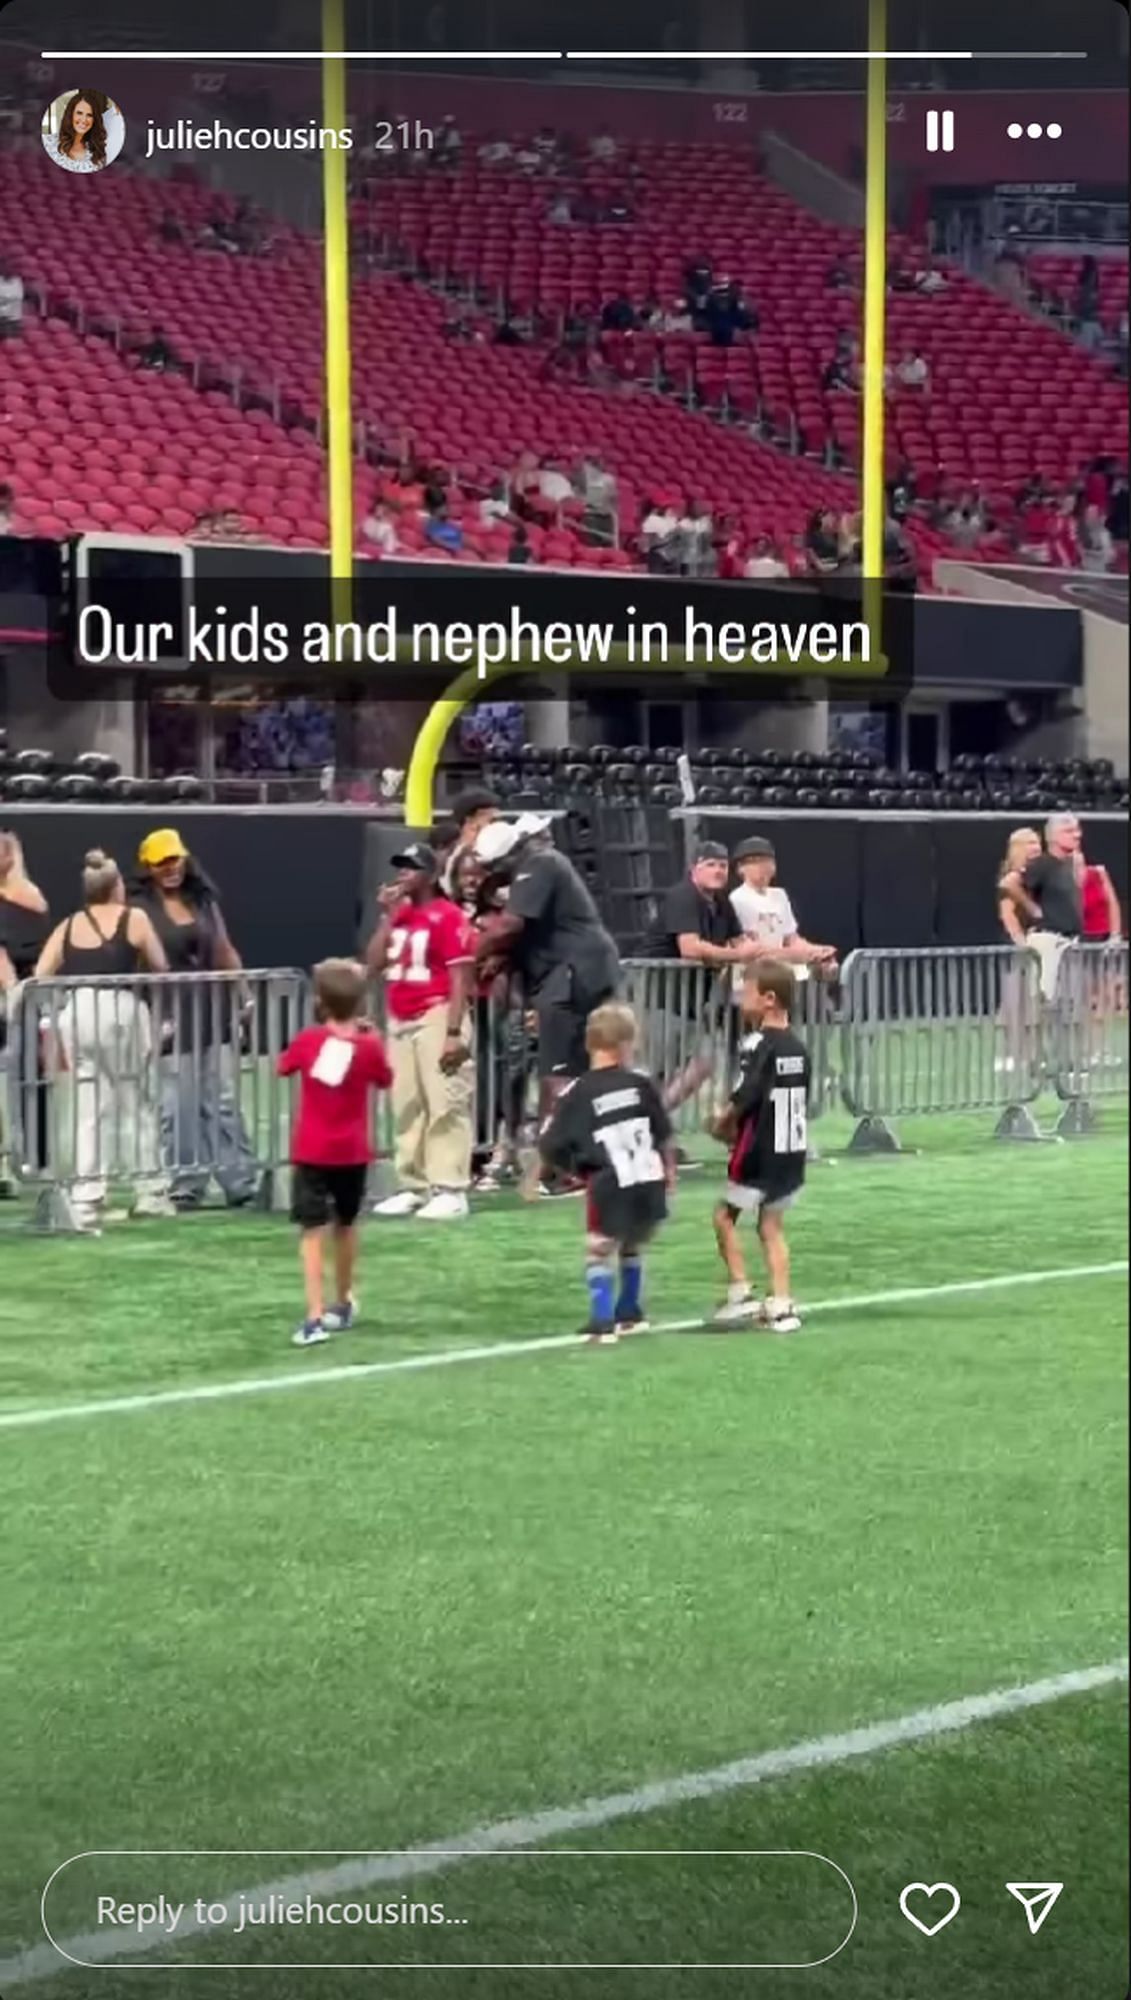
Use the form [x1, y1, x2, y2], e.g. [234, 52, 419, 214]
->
[724, 1183, 800, 1217]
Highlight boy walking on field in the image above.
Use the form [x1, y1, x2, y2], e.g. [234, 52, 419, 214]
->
[711, 960, 810, 1331]
[278, 959, 392, 1348]
[531, 1003, 676, 1344]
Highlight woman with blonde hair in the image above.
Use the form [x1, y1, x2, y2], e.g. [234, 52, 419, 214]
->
[35, 851, 171, 1230]
[995, 827, 1042, 1076]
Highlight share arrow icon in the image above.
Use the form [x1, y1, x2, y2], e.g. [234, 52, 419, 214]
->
[1006, 1883, 1064, 1934]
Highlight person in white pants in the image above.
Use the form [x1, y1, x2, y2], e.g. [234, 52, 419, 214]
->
[34, 850, 171, 1231]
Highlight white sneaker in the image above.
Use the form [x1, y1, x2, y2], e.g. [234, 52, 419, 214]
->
[765, 1300, 802, 1333]
[711, 1293, 761, 1326]
[416, 1190, 470, 1221]
[371, 1190, 424, 1218]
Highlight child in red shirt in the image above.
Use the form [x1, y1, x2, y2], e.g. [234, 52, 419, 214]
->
[278, 958, 392, 1348]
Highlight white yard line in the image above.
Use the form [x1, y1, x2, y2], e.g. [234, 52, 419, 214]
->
[1, 1261, 1125, 1435]
[3, 1656, 1125, 1985]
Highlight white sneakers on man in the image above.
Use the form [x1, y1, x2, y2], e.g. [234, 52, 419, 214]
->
[416, 1190, 469, 1221]
[372, 1190, 425, 1218]
[371, 1189, 469, 1220]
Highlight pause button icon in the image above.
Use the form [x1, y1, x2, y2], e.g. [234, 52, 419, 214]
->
[925, 109, 955, 153]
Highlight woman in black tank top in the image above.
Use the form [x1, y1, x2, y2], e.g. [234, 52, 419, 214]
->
[33, 851, 169, 1229]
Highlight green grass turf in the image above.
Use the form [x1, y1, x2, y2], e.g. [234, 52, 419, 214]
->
[0, 1119, 1126, 1999]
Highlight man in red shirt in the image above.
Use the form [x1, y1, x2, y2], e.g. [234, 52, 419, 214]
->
[277, 957, 393, 1347]
[366, 841, 475, 1220]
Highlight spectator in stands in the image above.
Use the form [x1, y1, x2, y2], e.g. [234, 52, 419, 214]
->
[912, 260, 948, 294]
[478, 134, 513, 166]
[684, 258, 713, 324]
[133, 827, 258, 1209]
[157, 208, 186, 244]
[805, 509, 841, 573]
[200, 202, 240, 253]
[479, 481, 512, 529]
[547, 192, 573, 224]
[730, 838, 838, 977]
[579, 454, 617, 539]
[822, 350, 853, 393]
[601, 293, 636, 332]
[744, 536, 789, 579]
[825, 258, 852, 289]
[659, 298, 693, 335]
[424, 503, 462, 553]
[51, 89, 109, 173]
[361, 502, 399, 556]
[193, 509, 252, 543]
[34, 849, 171, 1230]
[494, 316, 525, 346]
[0, 483, 14, 534]
[896, 349, 930, 390]
[1078, 503, 1115, 573]
[507, 522, 532, 565]
[137, 327, 175, 372]
[435, 115, 462, 169]
[677, 501, 714, 577]
[0, 259, 24, 339]
[637, 296, 662, 331]
[1047, 495, 1081, 569]
[590, 126, 617, 161]
[883, 514, 916, 582]
[886, 461, 916, 522]
[539, 459, 575, 507]
[941, 489, 987, 548]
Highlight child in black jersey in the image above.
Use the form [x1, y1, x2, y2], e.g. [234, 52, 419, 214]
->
[711, 960, 811, 1331]
[531, 1003, 676, 1344]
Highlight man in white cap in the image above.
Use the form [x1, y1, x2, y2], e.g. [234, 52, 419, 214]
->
[472, 815, 620, 1179]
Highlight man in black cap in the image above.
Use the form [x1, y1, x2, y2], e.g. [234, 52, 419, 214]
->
[366, 840, 475, 1220]
[651, 842, 759, 1112]
[729, 837, 838, 973]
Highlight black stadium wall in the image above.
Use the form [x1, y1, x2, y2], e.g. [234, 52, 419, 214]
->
[2, 807, 1126, 970]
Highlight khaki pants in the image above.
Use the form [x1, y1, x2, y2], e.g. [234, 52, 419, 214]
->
[389, 1003, 472, 1194]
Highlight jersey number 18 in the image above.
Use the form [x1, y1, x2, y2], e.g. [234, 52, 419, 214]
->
[771, 1086, 808, 1154]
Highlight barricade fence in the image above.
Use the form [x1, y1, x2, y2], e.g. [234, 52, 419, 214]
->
[1, 947, 1125, 1229]
[2, 970, 310, 1228]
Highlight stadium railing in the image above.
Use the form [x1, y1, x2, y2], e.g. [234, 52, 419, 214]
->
[3, 969, 311, 1231]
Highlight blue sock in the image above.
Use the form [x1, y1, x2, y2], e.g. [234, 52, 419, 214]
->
[586, 1262, 616, 1326]
[616, 1255, 643, 1316]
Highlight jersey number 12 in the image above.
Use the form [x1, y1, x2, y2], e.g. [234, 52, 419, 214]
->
[771, 1086, 808, 1154]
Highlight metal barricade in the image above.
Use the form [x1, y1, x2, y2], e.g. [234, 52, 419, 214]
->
[839, 945, 1046, 1146]
[1048, 940, 1130, 1135]
[4, 969, 311, 1230]
[621, 958, 836, 1136]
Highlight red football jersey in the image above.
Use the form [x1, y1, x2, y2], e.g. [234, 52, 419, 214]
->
[278, 1025, 392, 1166]
[1081, 864, 1112, 939]
[385, 896, 473, 1021]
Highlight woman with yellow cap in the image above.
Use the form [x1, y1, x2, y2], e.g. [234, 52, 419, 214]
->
[134, 827, 258, 1209]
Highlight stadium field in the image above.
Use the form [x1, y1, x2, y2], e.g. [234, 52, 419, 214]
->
[0, 1115, 1127, 1999]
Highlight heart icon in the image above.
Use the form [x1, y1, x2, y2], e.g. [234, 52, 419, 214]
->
[899, 1882, 961, 1936]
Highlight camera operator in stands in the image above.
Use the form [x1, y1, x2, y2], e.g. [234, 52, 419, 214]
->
[471, 814, 619, 1190]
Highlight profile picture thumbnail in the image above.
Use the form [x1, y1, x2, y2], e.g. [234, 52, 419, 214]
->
[41, 88, 125, 175]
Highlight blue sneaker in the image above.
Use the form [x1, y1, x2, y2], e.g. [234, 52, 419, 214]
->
[322, 1299, 357, 1333]
[292, 1317, 329, 1348]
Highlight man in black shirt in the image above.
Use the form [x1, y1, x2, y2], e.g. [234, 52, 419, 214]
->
[472, 812, 620, 1105]
[1004, 812, 1083, 1000]
[710, 960, 811, 1333]
[653, 841, 757, 1112]
[534, 1002, 675, 1343]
